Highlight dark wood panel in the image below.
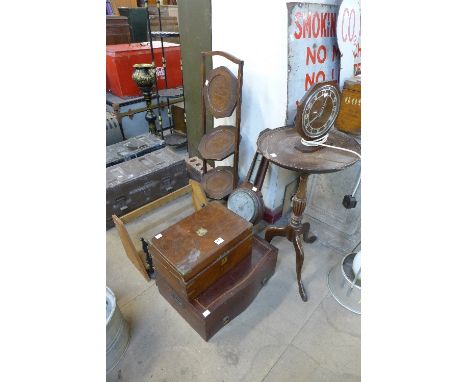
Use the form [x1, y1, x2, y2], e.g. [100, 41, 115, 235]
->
[106, 16, 131, 45]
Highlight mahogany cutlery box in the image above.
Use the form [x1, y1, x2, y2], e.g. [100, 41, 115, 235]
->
[149, 203, 253, 301]
[157, 235, 278, 341]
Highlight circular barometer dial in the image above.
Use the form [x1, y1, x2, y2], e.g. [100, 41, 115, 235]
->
[227, 187, 262, 223]
[296, 81, 341, 140]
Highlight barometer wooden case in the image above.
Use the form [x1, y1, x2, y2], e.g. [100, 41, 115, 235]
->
[227, 183, 264, 224]
[227, 149, 269, 224]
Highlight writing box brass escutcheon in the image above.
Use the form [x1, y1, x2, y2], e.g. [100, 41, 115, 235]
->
[196, 227, 208, 237]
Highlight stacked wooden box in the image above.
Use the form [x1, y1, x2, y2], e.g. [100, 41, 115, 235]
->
[106, 16, 131, 45]
[148, 6, 180, 43]
[335, 76, 361, 136]
[149, 203, 278, 340]
[109, 0, 137, 15]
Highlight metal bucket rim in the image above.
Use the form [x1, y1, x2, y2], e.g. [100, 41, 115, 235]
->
[327, 266, 361, 315]
[106, 286, 117, 326]
[341, 253, 361, 290]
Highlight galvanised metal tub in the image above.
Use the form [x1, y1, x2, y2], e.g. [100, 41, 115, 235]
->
[106, 287, 130, 373]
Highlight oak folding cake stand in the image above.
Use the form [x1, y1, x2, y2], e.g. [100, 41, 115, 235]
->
[198, 51, 244, 200]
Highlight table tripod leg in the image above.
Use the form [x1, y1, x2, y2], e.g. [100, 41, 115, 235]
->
[293, 234, 307, 302]
[290, 173, 309, 301]
[301, 222, 317, 243]
[265, 225, 289, 243]
[264, 173, 312, 302]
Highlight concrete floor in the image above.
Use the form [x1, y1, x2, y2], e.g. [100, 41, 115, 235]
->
[106, 194, 361, 382]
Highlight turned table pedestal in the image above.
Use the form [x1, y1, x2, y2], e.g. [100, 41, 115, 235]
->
[257, 126, 360, 301]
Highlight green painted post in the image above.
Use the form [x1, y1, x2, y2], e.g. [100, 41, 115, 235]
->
[178, 0, 213, 157]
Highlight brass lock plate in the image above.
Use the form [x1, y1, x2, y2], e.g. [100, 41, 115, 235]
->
[196, 227, 208, 237]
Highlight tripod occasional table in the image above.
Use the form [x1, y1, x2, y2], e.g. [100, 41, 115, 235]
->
[257, 126, 361, 302]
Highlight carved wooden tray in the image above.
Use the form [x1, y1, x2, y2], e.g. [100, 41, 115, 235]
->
[201, 166, 234, 200]
[203, 66, 238, 118]
[198, 125, 237, 161]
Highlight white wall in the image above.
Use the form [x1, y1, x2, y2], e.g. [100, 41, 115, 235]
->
[212, 0, 339, 211]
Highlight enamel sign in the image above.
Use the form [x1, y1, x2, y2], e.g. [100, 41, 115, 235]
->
[286, 2, 340, 125]
[337, 0, 361, 88]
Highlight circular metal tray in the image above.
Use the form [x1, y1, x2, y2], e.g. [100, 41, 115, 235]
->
[165, 132, 187, 147]
[203, 66, 238, 118]
[198, 126, 237, 160]
[201, 166, 234, 200]
[257, 126, 361, 173]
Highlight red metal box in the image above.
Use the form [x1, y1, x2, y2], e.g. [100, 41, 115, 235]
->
[106, 42, 182, 98]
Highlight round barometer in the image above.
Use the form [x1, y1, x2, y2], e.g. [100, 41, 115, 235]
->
[227, 183, 264, 224]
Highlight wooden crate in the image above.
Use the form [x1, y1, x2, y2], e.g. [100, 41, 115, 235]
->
[110, 0, 137, 15]
[171, 104, 186, 134]
[112, 180, 209, 281]
[149, 15, 179, 31]
[335, 77, 361, 136]
[106, 16, 131, 45]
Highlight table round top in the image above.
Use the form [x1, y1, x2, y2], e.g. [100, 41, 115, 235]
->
[257, 126, 361, 174]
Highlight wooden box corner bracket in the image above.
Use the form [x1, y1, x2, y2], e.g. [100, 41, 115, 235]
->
[112, 179, 208, 281]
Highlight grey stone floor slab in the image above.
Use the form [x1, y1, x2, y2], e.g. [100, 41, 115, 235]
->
[107, 200, 360, 381]
[107, 283, 288, 382]
[106, 228, 151, 308]
[236, 236, 344, 345]
[106, 194, 194, 307]
[291, 294, 361, 378]
[263, 344, 359, 382]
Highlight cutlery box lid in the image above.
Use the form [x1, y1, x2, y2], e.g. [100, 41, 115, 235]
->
[149, 203, 253, 282]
